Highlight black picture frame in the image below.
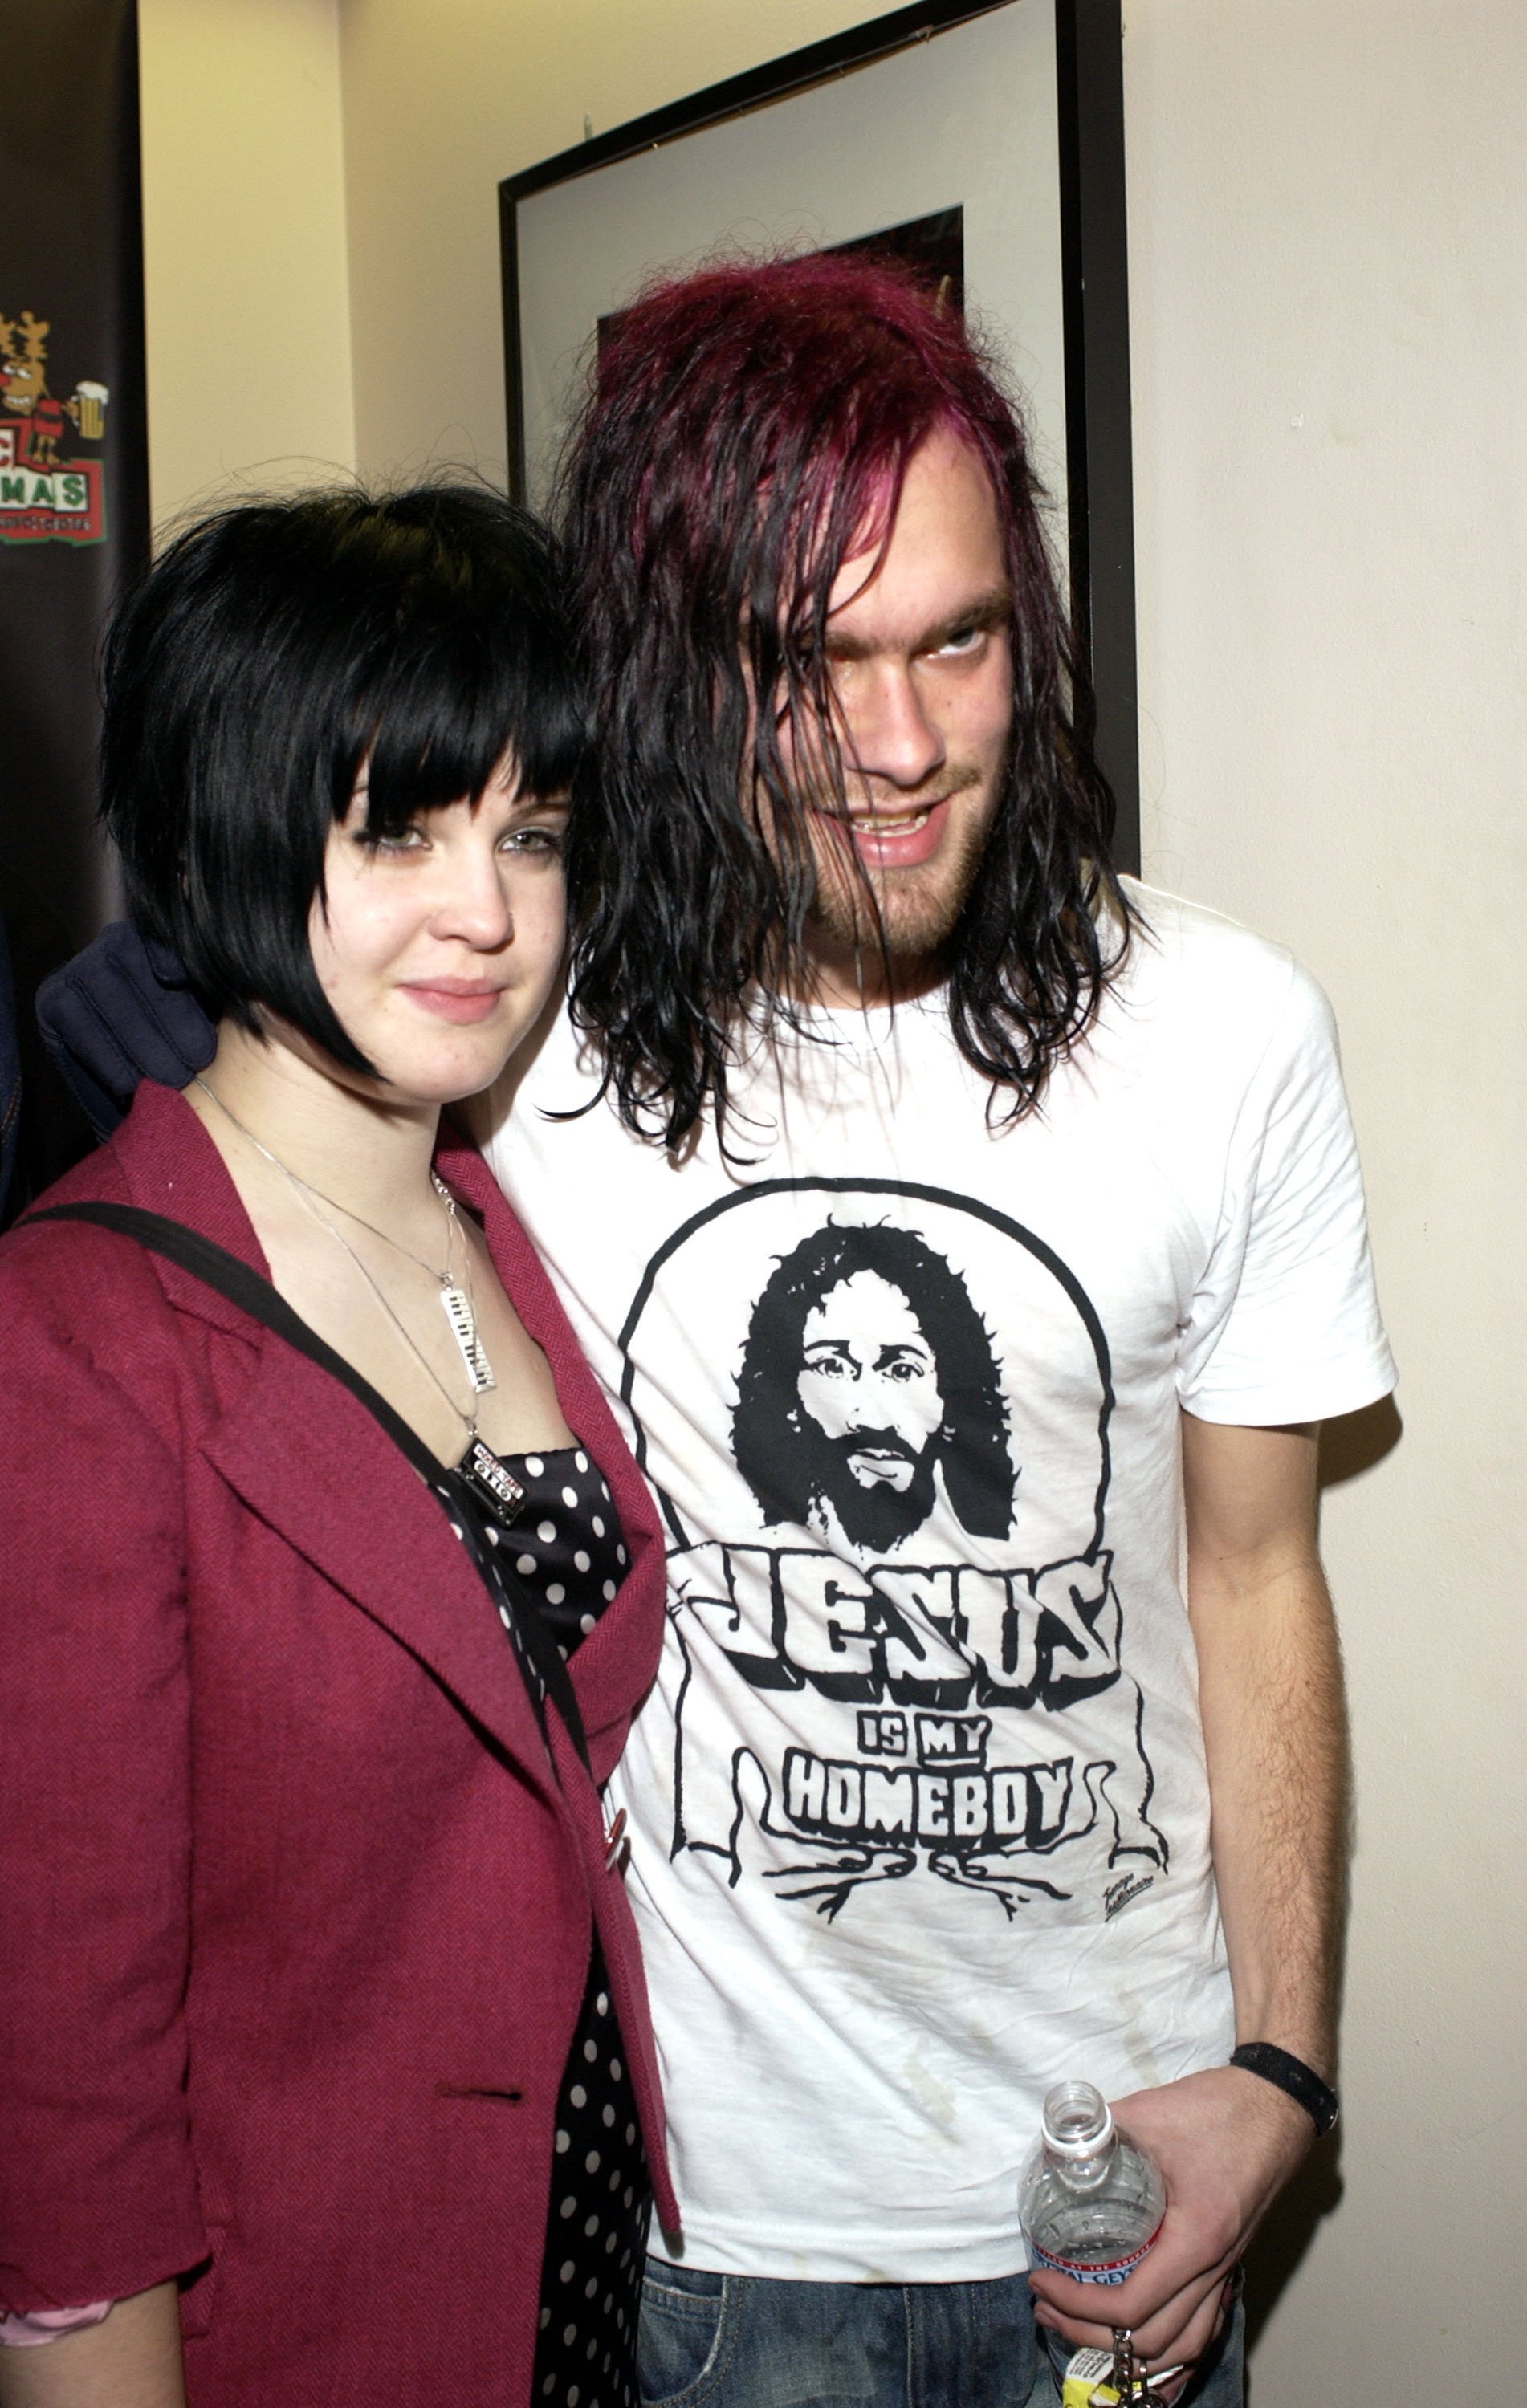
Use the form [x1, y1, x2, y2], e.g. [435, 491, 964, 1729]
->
[499, 0, 1138, 869]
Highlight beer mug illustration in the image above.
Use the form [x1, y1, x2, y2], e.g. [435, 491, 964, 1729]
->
[72, 381, 108, 440]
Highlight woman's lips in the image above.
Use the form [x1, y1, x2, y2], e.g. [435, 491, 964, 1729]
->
[399, 982, 507, 1024]
[820, 795, 951, 870]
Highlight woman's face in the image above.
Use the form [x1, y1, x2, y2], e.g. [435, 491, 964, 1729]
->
[306, 759, 568, 1106]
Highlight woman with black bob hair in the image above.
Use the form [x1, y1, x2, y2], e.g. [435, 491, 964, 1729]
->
[0, 486, 674, 2408]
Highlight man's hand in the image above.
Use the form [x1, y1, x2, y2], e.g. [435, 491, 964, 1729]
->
[1028, 2065, 1312, 2377]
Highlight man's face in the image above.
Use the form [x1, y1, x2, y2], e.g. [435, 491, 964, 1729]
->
[777, 425, 1014, 1006]
[793, 1269, 946, 1549]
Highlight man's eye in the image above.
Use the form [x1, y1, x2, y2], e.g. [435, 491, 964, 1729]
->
[934, 626, 983, 657]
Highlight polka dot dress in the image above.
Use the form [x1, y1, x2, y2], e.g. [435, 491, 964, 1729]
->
[536, 1962, 647, 2408]
[499, 1446, 631, 1663]
[429, 1446, 648, 2408]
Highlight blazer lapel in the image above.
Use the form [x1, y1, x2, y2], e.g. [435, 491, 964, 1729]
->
[104, 1088, 627, 1801]
[200, 1333, 562, 1799]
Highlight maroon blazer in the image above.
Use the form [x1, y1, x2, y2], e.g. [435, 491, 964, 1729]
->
[0, 1084, 678, 2404]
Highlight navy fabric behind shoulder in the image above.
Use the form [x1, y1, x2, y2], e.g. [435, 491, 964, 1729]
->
[35, 925, 214, 1138]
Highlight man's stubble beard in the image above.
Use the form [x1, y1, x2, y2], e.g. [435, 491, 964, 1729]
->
[802, 774, 1001, 978]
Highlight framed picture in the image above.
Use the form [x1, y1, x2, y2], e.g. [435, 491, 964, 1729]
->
[499, 0, 1138, 866]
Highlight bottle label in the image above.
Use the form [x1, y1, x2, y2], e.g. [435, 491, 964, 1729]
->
[1030, 2215, 1163, 2286]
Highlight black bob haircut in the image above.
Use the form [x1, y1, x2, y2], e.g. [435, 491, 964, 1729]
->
[101, 482, 584, 1080]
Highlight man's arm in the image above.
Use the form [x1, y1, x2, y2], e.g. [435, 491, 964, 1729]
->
[0, 2287, 185, 2408]
[1184, 1416, 1346, 2072]
[1029, 1416, 1347, 2380]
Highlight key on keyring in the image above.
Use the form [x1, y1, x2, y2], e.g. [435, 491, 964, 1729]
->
[1111, 2329, 1149, 2402]
[1106, 2333, 1185, 2402]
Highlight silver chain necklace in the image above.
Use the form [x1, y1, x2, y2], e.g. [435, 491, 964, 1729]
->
[193, 1088, 496, 1426]
[193, 1077, 524, 1525]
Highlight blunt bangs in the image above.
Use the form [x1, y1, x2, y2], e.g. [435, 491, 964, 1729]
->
[100, 482, 583, 1079]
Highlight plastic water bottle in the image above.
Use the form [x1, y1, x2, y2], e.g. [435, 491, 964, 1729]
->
[1019, 2081, 1165, 2287]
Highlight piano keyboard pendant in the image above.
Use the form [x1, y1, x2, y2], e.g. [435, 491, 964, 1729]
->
[440, 1283, 496, 1392]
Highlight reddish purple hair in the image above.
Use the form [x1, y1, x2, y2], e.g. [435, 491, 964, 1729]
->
[559, 250, 1127, 1147]
[595, 250, 1035, 615]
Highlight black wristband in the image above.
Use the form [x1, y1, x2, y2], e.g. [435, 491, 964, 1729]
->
[1229, 2043, 1340, 2135]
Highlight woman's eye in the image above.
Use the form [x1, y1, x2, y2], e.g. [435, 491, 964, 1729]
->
[354, 824, 427, 855]
[502, 824, 564, 858]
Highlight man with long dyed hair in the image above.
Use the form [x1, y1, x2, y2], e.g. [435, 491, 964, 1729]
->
[563, 255, 1123, 1146]
[540, 258, 1384, 2405]
[41, 254, 1391, 2408]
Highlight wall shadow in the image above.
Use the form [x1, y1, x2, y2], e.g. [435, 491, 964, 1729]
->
[1244, 2133, 1345, 2386]
[1317, 1394, 1403, 1489]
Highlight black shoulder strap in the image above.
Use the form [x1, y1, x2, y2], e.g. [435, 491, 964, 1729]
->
[26, 1201, 590, 1771]
[32, 1200, 425, 1432]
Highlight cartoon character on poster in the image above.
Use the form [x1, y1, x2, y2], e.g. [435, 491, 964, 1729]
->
[0, 308, 109, 545]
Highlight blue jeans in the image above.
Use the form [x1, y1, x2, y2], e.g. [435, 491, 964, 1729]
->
[637, 2260, 1244, 2408]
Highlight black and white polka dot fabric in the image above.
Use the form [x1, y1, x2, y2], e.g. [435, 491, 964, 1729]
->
[430, 1445, 648, 2408]
[499, 1446, 630, 1662]
[536, 1959, 647, 2408]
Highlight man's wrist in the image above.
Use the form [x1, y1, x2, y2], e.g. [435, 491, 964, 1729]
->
[1228, 2042, 1339, 2135]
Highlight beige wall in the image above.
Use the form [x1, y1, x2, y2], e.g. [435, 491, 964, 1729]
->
[1123, 2, 1526, 2390]
[138, 2, 1525, 2395]
[336, 0, 878, 485]
[138, 0, 354, 526]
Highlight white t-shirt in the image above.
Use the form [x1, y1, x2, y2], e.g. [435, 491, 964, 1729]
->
[478, 881, 1395, 2283]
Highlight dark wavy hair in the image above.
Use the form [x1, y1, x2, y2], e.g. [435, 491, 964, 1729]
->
[101, 482, 582, 1080]
[732, 1221, 1013, 1541]
[559, 250, 1130, 1148]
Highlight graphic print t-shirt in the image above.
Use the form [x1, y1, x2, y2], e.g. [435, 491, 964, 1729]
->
[478, 884, 1395, 2281]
